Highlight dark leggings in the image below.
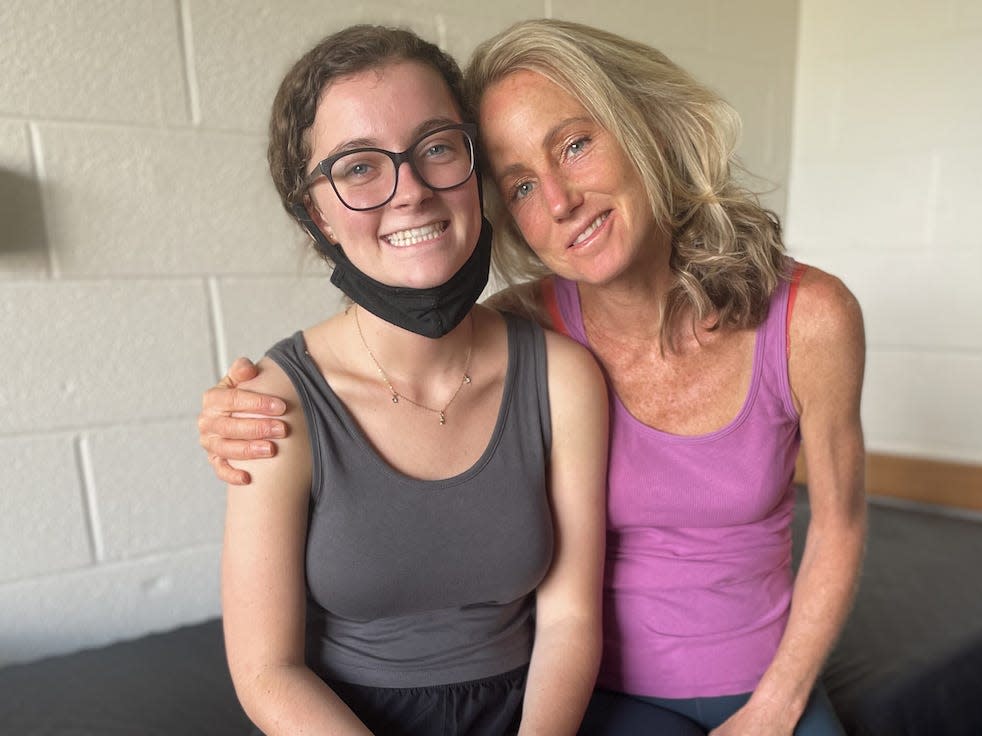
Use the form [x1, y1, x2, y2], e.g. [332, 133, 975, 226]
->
[579, 684, 844, 736]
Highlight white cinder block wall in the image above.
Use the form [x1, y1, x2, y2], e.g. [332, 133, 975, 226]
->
[786, 0, 982, 465]
[0, 0, 797, 665]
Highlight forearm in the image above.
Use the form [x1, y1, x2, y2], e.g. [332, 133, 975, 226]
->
[519, 615, 601, 736]
[235, 662, 373, 736]
[750, 510, 866, 725]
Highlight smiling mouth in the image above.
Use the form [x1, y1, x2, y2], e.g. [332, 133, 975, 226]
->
[571, 212, 610, 246]
[383, 221, 448, 247]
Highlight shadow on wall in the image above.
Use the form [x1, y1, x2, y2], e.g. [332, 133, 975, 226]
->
[0, 167, 47, 256]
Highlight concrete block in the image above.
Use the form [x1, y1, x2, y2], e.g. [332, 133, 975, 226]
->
[709, 0, 798, 64]
[37, 124, 308, 276]
[816, 37, 982, 157]
[788, 57, 845, 158]
[953, 0, 982, 30]
[552, 0, 713, 56]
[785, 153, 935, 250]
[0, 121, 48, 278]
[189, 0, 391, 133]
[0, 435, 91, 583]
[87, 421, 226, 561]
[0, 546, 221, 666]
[935, 147, 982, 250]
[0, 0, 187, 125]
[863, 349, 982, 465]
[218, 275, 343, 365]
[712, 60, 782, 171]
[419, 7, 547, 64]
[838, 0, 956, 56]
[0, 280, 214, 433]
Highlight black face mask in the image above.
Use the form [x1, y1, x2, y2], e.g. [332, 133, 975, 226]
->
[291, 203, 493, 339]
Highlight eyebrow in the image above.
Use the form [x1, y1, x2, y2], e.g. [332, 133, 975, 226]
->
[324, 117, 464, 159]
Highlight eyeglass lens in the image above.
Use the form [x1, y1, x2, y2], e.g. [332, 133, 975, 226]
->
[329, 128, 474, 210]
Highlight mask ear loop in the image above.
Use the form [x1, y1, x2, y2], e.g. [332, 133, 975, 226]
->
[290, 200, 338, 260]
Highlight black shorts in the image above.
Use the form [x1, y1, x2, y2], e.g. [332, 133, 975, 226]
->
[251, 665, 527, 736]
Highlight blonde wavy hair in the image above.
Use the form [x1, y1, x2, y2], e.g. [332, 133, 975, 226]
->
[465, 19, 787, 350]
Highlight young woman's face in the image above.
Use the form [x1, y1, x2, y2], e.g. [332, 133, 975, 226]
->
[305, 60, 481, 289]
[478, 70, 661, 286]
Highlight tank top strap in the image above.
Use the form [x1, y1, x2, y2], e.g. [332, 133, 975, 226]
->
[501, 312, 553, 457]
[544, 276, 590, 347]
[758, 262, 800, 422]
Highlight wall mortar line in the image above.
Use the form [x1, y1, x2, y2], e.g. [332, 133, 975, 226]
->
[75, 434, 105, 564]
[178, 0, 202, 126]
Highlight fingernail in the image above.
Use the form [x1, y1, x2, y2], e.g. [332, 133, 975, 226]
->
[268, 398, 286, 414]
[270, 422, 286, 438]
[250, 442, 273, 457]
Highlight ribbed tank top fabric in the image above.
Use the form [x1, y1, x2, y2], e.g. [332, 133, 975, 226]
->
[548, 272, 801, 698]
[266, 313, 554, 688]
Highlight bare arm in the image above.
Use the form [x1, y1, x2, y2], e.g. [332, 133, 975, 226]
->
[221, 358, 373, 735]
[712, 267, 867, 735]
[519, 331, 608, 735]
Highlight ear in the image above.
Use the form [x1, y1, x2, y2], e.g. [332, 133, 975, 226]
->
[303, 197, 338, 244]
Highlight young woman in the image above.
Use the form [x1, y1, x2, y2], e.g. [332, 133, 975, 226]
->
[219, 25, 607, 736]
[205, 19, 865, 736]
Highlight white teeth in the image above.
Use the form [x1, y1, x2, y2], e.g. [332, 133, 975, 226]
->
[384, 222, 447, 246]
[572, 212, 609, 246]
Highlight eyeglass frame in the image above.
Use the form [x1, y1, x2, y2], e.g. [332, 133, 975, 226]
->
[302, 123, 478, 212]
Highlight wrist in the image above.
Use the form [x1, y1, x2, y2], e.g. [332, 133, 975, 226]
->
[748, 676, 811, 729]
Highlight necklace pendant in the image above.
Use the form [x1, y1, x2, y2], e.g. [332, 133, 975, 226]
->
[391, 395, 399, 404]
[439, 411, 446, 425]
[463, 374, 472, 384]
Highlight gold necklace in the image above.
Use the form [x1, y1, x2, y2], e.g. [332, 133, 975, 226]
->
[352, 306, 472, 425]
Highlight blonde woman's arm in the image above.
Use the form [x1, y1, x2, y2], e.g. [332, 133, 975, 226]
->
[712, 267, 866, 736]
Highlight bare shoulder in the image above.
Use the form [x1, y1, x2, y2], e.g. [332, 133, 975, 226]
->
[236, 355, 297, 399]
[790, 265, 864, 349]
[483, 278, 554, 329]
[788, 264, 866, 411]
[230, 356, 310, 484]
[543, 329, 606, 404]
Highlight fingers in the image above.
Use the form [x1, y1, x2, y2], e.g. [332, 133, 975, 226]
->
[210, 454, 251, 486]
[227, 356, 260, 385]
[201, 434, 278, 461]
[198, 413, 286, 444]
[201, 385, 286, 416]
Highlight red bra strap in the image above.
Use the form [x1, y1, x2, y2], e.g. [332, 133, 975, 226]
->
[786, 263, 806, 359]
[540, 276, 571, 337]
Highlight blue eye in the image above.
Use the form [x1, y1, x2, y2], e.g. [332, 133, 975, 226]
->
[513, 181, 534, 201]
[565, 137, 590, 159]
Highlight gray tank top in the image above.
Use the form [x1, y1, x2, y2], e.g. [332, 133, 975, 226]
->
[267, 314, 554, 688]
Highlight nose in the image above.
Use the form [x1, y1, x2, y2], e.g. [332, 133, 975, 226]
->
[540, 169, 582, 220]
[390, 161, 433, 207]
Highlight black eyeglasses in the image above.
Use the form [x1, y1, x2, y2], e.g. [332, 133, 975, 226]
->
[303, 123, 477, 211]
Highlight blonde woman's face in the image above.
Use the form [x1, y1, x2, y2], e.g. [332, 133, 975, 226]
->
[478, 70, 660, 286]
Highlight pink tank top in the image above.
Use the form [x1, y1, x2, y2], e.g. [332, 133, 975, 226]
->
[546, 271, 801, 698]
